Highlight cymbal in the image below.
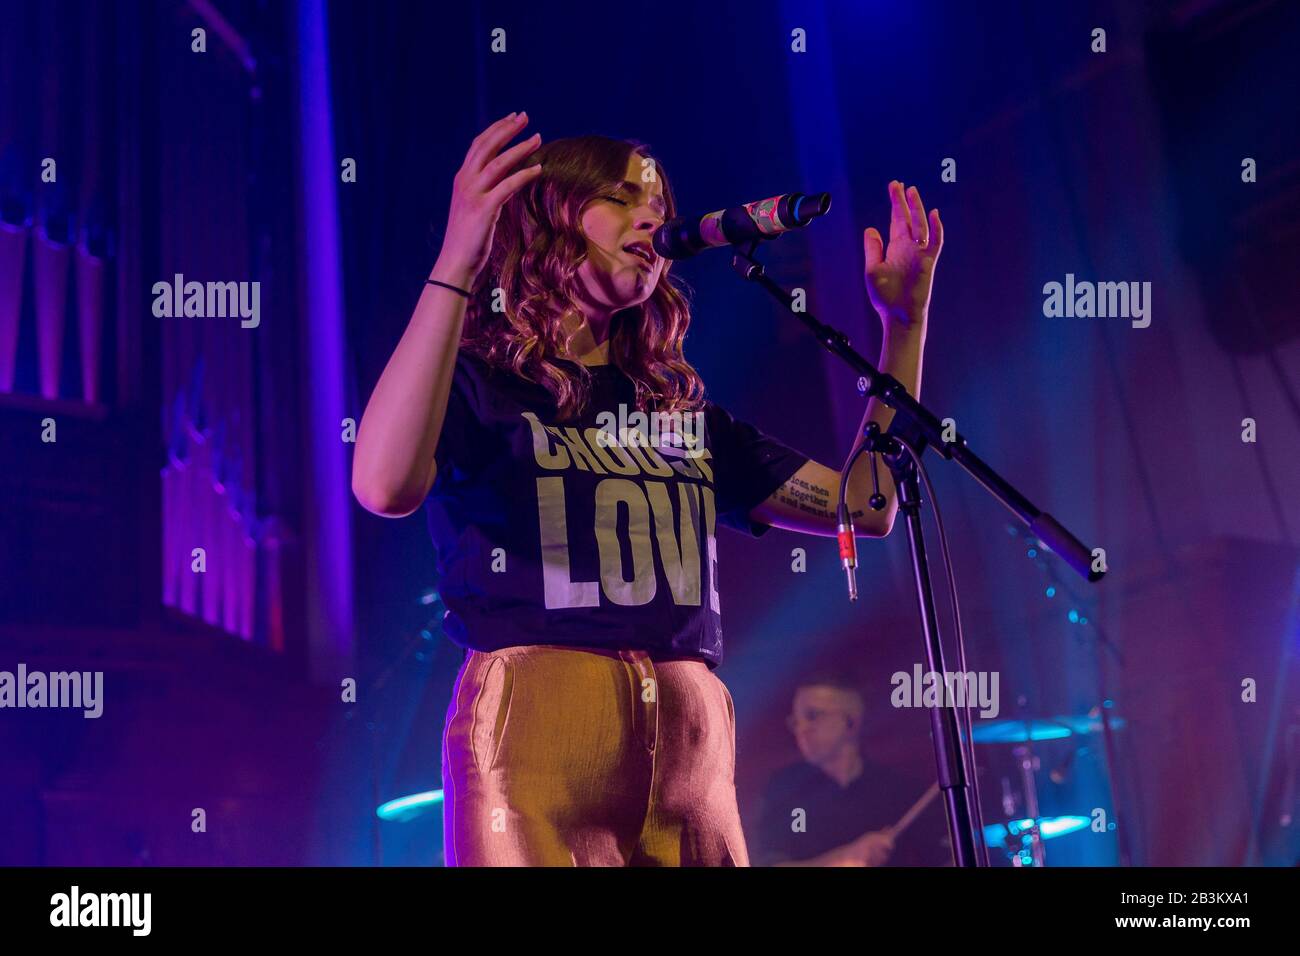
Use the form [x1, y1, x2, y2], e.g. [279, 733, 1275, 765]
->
[983, 815, 1090, 845]
[971, 714, 1126, 744]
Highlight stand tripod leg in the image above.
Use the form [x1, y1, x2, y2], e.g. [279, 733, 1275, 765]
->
[894, 458, 982, 866]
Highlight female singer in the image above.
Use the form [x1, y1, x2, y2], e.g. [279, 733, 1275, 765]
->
[351, 111, 942, 865]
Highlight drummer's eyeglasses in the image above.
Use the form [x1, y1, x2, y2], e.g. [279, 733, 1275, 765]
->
[786, 708, 848, 731]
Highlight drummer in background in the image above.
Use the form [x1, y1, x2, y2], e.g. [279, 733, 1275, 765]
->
[752, 672, 950, 866]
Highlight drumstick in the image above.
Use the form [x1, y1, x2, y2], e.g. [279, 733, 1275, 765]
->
[884, 783, 940, 838]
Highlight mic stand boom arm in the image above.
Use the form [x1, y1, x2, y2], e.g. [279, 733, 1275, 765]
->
[728, 239, 1105, 867]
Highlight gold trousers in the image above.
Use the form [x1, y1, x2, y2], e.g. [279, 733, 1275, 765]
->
[442, 644, 748, 866]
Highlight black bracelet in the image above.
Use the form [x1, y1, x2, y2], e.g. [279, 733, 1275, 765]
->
[425, 278, 472, 298]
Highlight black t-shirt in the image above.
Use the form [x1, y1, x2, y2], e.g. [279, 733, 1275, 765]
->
[423, 350, 811, 668]
[753, 760, 952, 866]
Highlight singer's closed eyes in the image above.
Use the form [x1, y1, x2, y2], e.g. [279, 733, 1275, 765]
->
[351, 115, 938, 866]
[610, 179, 668, 216]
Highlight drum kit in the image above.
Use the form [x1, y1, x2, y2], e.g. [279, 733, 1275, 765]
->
[972, 708, 1126, 866]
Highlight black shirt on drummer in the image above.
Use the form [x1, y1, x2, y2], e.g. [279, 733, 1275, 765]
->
[423, 349, 810, 668]
[753, 677, 951, 866]
[755, 758, 950, 867]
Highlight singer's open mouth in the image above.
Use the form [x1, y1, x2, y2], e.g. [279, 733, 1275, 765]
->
[623, 242, 656, 267]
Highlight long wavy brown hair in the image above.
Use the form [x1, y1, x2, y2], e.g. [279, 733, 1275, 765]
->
[460, 134, 706, 421]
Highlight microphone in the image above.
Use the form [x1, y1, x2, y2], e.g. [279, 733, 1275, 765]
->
[652, 191, 832, 260]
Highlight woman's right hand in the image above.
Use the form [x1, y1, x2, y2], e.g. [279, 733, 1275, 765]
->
[433, 111, 543, 286]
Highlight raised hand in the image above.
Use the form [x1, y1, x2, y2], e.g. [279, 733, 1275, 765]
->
[863, 181, 943, 335]
[435, 111, 543, 285]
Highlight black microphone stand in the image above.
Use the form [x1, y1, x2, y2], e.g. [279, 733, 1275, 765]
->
[727, 237, 1105, 867]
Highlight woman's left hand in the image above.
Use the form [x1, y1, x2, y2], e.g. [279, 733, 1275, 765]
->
[863, 181, 943, 337]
